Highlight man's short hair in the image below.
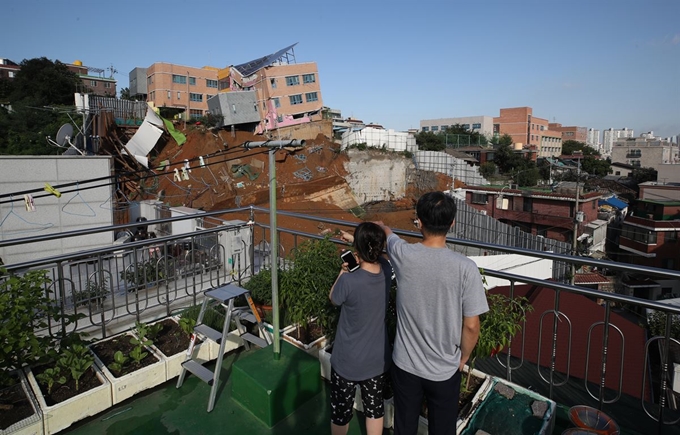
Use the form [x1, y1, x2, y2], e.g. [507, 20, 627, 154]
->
[416, 191, 457, 236]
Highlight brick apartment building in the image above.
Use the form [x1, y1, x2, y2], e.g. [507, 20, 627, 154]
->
[465, 185, 602, 243]
[65, 60, 116, 97]
[493, 107, 563, 158]
[618, 182, 680, 271]
[133, 44, 323, 132]
[0, 58, 20, 80]
[548, 123, 588, 144]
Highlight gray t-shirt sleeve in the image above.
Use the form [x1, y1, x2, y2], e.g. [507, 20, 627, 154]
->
[331, 274, 349, 306]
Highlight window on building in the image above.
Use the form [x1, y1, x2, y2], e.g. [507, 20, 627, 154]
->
[471, 193, 487, 204]
[190, 109, 202, 119]
[206, 79, 218, 88]
[305, 92, 318, 102]
[440, 125, 448, 130]
[167, 91, 171, 99]
[219, 79, 230, 90]
[289, 94, 303, 105]
[540, 125, 545, 131]
[422, 127, 429, 132]
[147, 75, 153, 85]
[172, 75, 186, 84]
[189, 77, 196, 86]
[190, 93, 203, 102]
[270, 78, 277, 88]
[537, 226, 548, 237]
[462, 124, 470, 130]
[523, 198, 532, 212]
[90, 80, 97, 87]
[431, 126, 439, 132]
[104, 82, 111, 88]
[532, 124, 535, 130]
[273, 97, 280, 108]
[277, 115, 283, 123]
[472, 123, 481, 129]
[302, 73, 316, 84]
[206, 94, 214, 101]
[177, 92, 181, 100]
[667, 231, 678, 242]
[621, 224, 657, 244]
[286, 75, 300, 86]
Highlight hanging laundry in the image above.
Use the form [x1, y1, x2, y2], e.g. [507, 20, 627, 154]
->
[199, 156, 205, 167]
[181, 167, 189, 181]
[174, 168, 181, 182]
[184, 159, 191, 172]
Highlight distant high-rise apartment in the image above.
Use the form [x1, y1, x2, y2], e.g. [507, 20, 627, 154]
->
[586, 128, 600, 150]
[602, 128, 634, 156]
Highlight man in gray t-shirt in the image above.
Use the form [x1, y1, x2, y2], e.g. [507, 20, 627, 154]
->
[379, 191, 488, 435]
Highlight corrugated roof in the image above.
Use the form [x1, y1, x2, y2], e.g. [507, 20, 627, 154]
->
[233, 43, 297, 77]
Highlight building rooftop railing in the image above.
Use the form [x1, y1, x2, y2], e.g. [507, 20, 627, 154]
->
[2, 206, 679, 433]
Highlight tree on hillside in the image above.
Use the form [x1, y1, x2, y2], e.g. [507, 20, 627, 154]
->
[490, 133, 513, 147]
[562, 140, 599, 157]
[441, 124, 488, 146]
[415, 131, 445, 151]
[0, 58, 81, 155]
[631, 167, 658, 185]
[582, 157, 611, 177]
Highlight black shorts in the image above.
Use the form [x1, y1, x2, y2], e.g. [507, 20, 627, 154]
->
[330, 367, 387, 426]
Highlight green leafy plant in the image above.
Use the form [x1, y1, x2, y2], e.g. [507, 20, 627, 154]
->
[129, 346, 148, 365]
[178, 316, 196, 336]
[280, 236, 342, 341]
[58, 344, 94, 391]
[243, 267, 277, 306]
[108, 351, 129, 374]
[464, 270, 533, 391]
[35, 366, 66, 395]
[73, 276, 109, 311]
[120, 258, 175, 289]
[0, 269, 58, 387]
[134, 321, 162, 344]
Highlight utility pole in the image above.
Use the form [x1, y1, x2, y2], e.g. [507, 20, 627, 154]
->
[570, 153, 582, 285]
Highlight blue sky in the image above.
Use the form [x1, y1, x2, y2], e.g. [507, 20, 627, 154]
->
[2, 0, 679, 138]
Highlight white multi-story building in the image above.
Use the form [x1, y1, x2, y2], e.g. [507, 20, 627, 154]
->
[610, 137, 676, 171]
[602, 128, 634, 156]
[586, 128, 600, 150]
[420, 116, 494, 142]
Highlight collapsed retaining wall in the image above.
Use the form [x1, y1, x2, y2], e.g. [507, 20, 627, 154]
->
[343, 150, 412, 204]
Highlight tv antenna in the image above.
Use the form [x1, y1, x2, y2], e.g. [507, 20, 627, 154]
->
[107, 64, 118, 78]
[46, 123, 85, 155]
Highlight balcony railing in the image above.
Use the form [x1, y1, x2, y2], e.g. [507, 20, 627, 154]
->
[2, 206, 680, 433]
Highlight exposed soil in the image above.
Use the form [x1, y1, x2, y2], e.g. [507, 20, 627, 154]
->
[138, 128, 455, 243]
[0, 382, 34, 430]
[32, 363, 102, 406]
[151, 319, 191, 357]
[90, 334, 159, 378]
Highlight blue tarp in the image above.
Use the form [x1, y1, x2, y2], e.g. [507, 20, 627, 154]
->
[599, 197, 628, 210]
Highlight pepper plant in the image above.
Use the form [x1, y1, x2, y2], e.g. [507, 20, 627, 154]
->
[0, 269, 57, 387]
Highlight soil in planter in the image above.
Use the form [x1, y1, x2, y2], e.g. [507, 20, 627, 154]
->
[152, 319, 193, 357]
[287, 320, 325, 344]
[420, 373, 485, 419]
[91, 335, 158, 378]
[32, 364, 102, 406]
[0, 382, 34, 430]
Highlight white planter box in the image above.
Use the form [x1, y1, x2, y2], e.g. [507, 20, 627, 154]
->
[0, 370, 43, 435]
[25, 365, 111, 435]
[283, 323, 328, 358]
[206, 329, 244, 360]
[260, 322, 295, 345]
[318, 344, 332, 381]
[91, 333, 166, 405]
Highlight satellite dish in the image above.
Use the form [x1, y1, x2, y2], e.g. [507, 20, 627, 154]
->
[55, 124, 74, 146]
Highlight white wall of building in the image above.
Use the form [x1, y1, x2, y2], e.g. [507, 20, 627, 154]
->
[341, 127, 417, 152]
[602, 128, 634, 156]
[343, 150, 410, 204]
[469, 254, 554, 290]
[0, 156, 114, 265]
[420, 116, 494, 139]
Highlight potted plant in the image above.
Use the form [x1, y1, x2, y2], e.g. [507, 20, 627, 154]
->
[0, 269, 57, 434]
[280, 236, 342, 355]
[25, 342, 112, 434]
[73, 276, 109, 313]
[119, 256, 175, 291]
[89, 324, 166, 405]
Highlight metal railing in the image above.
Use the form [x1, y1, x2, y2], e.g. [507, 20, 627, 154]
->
[2, 206, 680, 433]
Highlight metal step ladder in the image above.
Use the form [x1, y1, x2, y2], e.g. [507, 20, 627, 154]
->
[176, 283, 271, 412]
